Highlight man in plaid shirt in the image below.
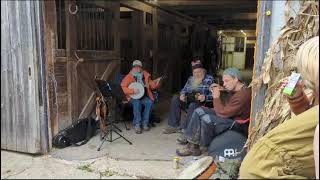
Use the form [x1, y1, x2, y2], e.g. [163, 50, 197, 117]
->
[163, 60, 215, 134]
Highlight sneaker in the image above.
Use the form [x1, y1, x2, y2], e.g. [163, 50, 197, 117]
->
[162, 126, 180, 134]
[176, 145, 201, 156]
[143, 125, 150, 131]
[135, 126, 142, 134]
[176, 135, 188, 145]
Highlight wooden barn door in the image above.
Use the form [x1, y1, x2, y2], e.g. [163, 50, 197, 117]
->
[1, 0, 49, 154]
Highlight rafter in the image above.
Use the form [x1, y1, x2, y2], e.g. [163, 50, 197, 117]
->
[156, 0, 255, 6]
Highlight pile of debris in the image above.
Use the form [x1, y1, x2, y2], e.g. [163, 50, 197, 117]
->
[248, 0, 319, 150]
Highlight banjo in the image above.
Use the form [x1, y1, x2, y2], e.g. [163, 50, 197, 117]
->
[128, 75, 166, 100]
[128, 82, 145, 100]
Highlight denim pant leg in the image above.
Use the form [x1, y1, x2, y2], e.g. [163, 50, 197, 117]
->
[130, 99, 142, 128]
[184, 107, 234, 147]
[141, 96, 153, 127]
[168, 95, 181, 128]
[181, 102, 200, 130]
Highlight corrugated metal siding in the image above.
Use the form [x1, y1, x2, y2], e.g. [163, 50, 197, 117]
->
[1, 0, 48, 154]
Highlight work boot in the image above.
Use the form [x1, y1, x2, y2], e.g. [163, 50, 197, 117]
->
[176, 144, 201, 157]
[162, 126, 180, 134]
[135, 126, 142, 134]
[176, 134, 188, 145]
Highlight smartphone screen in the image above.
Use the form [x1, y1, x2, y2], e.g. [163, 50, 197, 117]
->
[283, 72, 301, 96]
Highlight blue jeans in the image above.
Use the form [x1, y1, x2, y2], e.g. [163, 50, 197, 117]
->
[130, 96, 153, 128]
[168, 95, 200, 129]
[184, 107, 234, 147]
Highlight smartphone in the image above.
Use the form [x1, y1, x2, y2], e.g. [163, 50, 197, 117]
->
[283, 72, 301, 96]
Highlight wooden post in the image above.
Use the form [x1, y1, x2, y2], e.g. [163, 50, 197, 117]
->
[65, 0, 79, 122]
[250, 0, 273, 128]
[43, 0, 58, 139]
[152, 7, 158, 77]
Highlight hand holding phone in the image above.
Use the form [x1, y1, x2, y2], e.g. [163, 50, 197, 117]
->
[282, 72, 303, 97]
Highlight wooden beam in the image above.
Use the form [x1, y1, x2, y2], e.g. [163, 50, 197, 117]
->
[212, 25, 257, 30]
[220, 30, 256, 37]
[78, 61, 119, 119]
[179, 7, 257, 16]
[200, 13, 257, 21]
[55, 49, 66, 57]
[120, 0, 153, 13]
[208, 20, 257, 26]
[75, 50, 120, 61]
[122, 0, 213, 29]
[156, 0, 254, 6]
[168, 4, 257, 11]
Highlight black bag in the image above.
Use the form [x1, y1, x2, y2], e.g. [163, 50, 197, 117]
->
[52, 117, 98, 148]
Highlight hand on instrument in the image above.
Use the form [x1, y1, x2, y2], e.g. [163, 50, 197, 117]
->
[133, 88, 140, 94]
[197, 94, 206, 102]
[154, 77, 162, 85]
[180, 94, 186, 102]
[279, 77, 304, 99]
[210, 83, 220, 90]
[210, 84, 221, 99]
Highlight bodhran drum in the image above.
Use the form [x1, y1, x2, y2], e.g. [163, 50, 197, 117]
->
[128, 82, 145, 100]
[178, 156, 217, 179]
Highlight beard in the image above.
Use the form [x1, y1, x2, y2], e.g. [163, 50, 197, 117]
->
[192, 77, 203, 89]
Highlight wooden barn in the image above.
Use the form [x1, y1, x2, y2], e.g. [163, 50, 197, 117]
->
[2, 0, 307, 154]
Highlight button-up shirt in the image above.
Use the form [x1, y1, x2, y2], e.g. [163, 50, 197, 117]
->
[180, 74, 215, 102]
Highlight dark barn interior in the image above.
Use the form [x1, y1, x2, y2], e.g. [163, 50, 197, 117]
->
[46, 0, 258, 142]
[1, 0, 259, 154]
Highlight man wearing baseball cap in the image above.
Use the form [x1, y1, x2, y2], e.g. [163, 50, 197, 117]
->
[121, 60, 161, 134]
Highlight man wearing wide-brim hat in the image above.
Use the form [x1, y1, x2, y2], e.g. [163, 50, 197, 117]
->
[163, 59, 215, 135]
[176, 67, 252, 156]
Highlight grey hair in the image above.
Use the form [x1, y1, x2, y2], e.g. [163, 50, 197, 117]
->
[296, 36, 319, 94]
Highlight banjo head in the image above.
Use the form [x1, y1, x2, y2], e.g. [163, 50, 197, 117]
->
[178, 156, 213, 179]
[128, 82, 145, 99]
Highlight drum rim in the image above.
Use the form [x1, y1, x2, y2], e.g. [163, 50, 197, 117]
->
[177, 156, 213, 179]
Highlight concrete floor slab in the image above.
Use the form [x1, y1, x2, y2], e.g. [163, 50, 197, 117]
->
[1, 96, 208, 179]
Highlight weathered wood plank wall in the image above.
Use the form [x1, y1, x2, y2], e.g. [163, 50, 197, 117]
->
[43, 0, 121, 135]
[1, 0, 48, 153]
[120, 0, 210, 94]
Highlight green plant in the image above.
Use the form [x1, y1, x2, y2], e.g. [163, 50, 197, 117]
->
[77, 164, 94, 173]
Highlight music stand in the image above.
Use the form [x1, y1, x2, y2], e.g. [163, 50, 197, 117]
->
[94, 79, 132, 151]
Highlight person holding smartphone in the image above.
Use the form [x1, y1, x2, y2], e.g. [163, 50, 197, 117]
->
[240, 36, 319, 179]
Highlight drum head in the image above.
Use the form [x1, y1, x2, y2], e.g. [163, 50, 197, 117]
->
[178, 156, 213, 179]
[128, 82, 145, 99]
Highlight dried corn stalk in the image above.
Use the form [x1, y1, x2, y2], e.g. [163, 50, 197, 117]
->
[248, 0, 319, 150]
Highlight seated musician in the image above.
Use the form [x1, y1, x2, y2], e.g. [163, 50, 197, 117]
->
[163, 60, 215, 134]
[176, 68, 252, 156]
[121, 60, 160, 134]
